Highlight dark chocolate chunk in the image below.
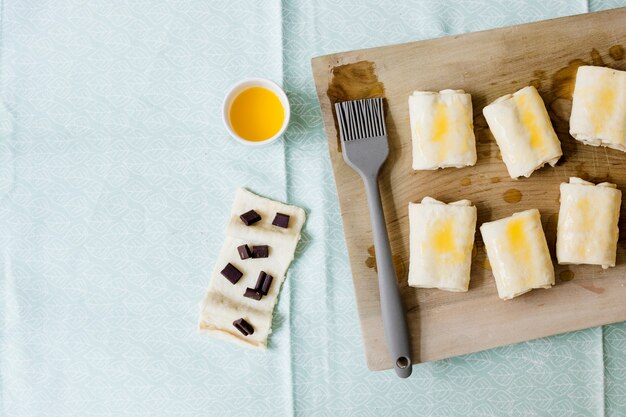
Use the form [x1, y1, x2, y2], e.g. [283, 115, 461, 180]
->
[233, 318, 254, 336]
[259, 274, 273, 296]
[254, 271, 267, 290]
[272, 213, 290, 228]
[240, 210, 261, 226]
[220, 263, 243, 284]
[244, 288, 263, 301]
[251, 245, 269, 258]
[237, 244, 252, 260]
[253, 271, 273, 296]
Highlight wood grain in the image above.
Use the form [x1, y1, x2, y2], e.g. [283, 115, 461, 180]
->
[311, 8, 626, 371]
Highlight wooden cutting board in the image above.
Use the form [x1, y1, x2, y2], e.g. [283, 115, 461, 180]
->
[311, 8, 626, 371]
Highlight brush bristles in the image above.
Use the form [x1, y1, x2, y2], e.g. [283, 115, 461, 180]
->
[335, 98, 386, 141]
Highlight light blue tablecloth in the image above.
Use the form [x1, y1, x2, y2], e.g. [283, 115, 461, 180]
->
[1, 1, 625, 415]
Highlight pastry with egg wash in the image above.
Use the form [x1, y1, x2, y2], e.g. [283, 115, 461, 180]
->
[480, 209, 554, 300]
[569, 66, 626, 151]
[557, 177, 621, 269]
[483, 85, 562, 179]
[409, 90, 477, 170]
[408, 197, 477, 292]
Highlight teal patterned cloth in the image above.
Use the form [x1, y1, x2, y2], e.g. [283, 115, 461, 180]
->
[1, 0, 625, 415]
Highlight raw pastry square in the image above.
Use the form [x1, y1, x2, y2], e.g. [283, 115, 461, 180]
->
[557, 177, 621, 269]
[480, 209, 555, 300]
[483, 85, 562, 178]
[569, 66, 626, 151]
[198, 188, 305, 349]
[409, 89, 477, 170]
[408, 197, 477, 292]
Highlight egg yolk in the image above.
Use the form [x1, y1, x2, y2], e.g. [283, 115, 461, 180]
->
[430, 218, 465, 265]
[431, 102, 449, 161]
[506, 217, 535, 285]
[591, 87, 616, 133]
[229, 87, 285, 142]
[433, 218, 455, 253]
[514, 91, 545, 153]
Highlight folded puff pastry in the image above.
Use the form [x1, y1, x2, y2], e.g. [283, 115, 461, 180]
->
[483, 85, 562, 179]
[557, 177, 621, 269]
[408, 197, 477, 292]
[409, 90, 477, 170]
[570, 66, 626, 151]
[480, 209, 555, 300]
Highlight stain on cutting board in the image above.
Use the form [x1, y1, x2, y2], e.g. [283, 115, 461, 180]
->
[365, 245, 406, 281]
[327, 61, 385, 152]
[503, 188, 522, 204]
[549, 45, 623, 127]
[551, 59, 587, 101]
[590, 48, 606, 66]
[529, 70, 547, 89]
[609, 44, 624, 60]
[559, 270, 575, 282]
[482, 258, 492, 270]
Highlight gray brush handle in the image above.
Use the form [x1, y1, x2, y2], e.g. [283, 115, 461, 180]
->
[363, 175, 412, 378]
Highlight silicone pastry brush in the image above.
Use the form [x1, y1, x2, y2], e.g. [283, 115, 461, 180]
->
[334, 98, 412, 378]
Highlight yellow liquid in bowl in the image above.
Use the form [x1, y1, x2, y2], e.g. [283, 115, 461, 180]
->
[229, 86, 285, 142]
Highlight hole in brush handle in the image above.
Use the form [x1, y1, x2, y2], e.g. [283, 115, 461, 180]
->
[396, 356, 410, 369]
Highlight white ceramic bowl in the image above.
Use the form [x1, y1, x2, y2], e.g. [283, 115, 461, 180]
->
[222, 78, 290, 146]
